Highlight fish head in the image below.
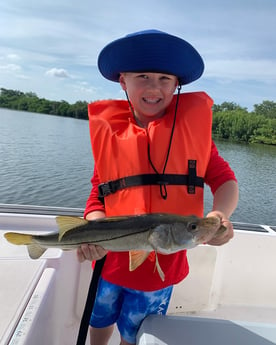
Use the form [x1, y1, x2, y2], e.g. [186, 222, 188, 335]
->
[148, 222, 196, 254]
[148, 216, 222, 253]
[191, 216, 223, 244]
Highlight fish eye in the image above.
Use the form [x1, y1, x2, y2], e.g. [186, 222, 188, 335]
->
[189, 223, 198, 231]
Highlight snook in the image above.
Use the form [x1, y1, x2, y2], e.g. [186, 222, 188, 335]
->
[4, 213, 224, 280]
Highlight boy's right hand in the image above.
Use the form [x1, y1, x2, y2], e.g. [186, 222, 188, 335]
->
[77, 244, 108, 262]
[77, 210, 107, 262]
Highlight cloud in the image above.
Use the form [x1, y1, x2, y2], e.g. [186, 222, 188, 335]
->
[0, 63, 21, 72]
[45, 68, 70, 78]
[205, 59, 276, 83]
[7, 53, 21, 61]
[0, 0, 275, 109]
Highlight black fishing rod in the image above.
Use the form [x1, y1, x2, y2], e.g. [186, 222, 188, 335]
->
[76, 256, 106, 345]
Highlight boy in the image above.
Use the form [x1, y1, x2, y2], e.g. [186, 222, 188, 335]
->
[77, 30, 239, 345]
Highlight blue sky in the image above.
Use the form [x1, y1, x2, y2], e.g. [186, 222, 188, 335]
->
[0, 0, 275, 111]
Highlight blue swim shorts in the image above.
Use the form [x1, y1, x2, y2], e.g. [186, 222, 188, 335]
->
[90, 278, 173, 344]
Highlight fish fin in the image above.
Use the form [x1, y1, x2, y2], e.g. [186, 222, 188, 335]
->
[95, 216, 129, 222]
[129, 251, 150, 271]
[154, 253, 165, 281]
[56, 216, 88, 241]
[4, 232, 33, 245]
[4, 233, 46, 259]
[27, 244, 47, 259]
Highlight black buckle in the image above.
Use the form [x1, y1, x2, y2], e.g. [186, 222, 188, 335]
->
[98, 181, 115, 197]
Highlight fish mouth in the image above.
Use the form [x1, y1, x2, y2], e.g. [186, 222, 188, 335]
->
[199, 216, 221, 229]
[194, 217, 222, 243]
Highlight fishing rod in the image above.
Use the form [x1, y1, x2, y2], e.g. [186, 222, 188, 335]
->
[76, 256, 106, 345]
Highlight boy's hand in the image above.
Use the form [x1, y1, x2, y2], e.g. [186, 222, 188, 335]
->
[77, 210, 107, 262]
[206, 210, 234, 246]
[77, 244, 107, 262]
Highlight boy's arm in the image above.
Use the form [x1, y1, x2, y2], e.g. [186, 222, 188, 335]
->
[83, 166, 105, 219]
[206, 180, 239, 246]
[77, 166, 107, 262]
[209, 180, 239, 219]
[205, 142, 239, 246]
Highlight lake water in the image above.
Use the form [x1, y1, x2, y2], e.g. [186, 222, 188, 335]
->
[0, 108, 275, 225]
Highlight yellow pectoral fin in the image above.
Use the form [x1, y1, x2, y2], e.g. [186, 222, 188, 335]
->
[129, 251, 150, 271]
[129, 251, 165, 281]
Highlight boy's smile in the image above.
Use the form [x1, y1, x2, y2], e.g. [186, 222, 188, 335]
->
[143, 97, 161, 104]
[119, 72, 178, 127]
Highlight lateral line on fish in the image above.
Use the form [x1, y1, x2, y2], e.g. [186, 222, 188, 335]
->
[56, 229, 152, 246]
[56, 215, 155, 242]
[58, 225, 153, 245]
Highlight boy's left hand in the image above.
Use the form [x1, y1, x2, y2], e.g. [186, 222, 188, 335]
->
[206, 211, 234, 246]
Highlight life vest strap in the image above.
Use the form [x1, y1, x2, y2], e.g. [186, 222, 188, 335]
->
[98, 160, 204, 200]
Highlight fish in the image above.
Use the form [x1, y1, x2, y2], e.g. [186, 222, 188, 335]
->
[4, 213, 225, 281]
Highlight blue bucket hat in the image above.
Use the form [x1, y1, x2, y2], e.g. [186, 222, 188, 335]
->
[98, 29, 204, 85]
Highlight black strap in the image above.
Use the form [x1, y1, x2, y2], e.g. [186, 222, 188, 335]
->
[98, 162, 203, 200]
[76, 256, 106, 345]
[187, 160, 199, 194]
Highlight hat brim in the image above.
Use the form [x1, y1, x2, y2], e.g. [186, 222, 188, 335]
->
[98, 31, 204, 85]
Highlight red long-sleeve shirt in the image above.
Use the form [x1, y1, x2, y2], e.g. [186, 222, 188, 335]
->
[84, 141, 236, 218]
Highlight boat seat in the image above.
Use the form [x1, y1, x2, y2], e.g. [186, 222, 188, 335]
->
[137, 315, 276, 345]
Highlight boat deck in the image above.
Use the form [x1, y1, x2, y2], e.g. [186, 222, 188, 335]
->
[0, 205, 275, 345]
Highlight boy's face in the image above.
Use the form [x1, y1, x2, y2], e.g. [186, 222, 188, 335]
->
[119, 72, 178, 125]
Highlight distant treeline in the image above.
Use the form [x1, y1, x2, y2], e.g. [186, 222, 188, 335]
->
[212, 102, 276, 145]
[0, 88, 88, 119]
[1, 88, 275, 145]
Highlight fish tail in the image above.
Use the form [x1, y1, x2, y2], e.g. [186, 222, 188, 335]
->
[4, 232, 33, 245]
[4, 233, 46, 259]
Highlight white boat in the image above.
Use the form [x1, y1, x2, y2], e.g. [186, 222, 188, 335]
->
[0, 204, 275, 345]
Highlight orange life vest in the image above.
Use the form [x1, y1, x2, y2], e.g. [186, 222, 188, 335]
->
[88, 92, 213, 290]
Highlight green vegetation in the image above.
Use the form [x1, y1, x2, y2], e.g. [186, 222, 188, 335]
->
[212, 101, 276, 145]
[1, 88, 275, 145]
[0, 88, 88, 119]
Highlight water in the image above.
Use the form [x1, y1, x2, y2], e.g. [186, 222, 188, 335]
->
[0, 108, 275, 225]
[204, 140, 276, 225]
[0, 108, 93, 209]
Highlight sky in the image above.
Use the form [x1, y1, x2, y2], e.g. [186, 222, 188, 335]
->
[0, 0, 275, 111]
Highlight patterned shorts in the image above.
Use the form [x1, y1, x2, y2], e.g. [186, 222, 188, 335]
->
[90, 278, 173, 344]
